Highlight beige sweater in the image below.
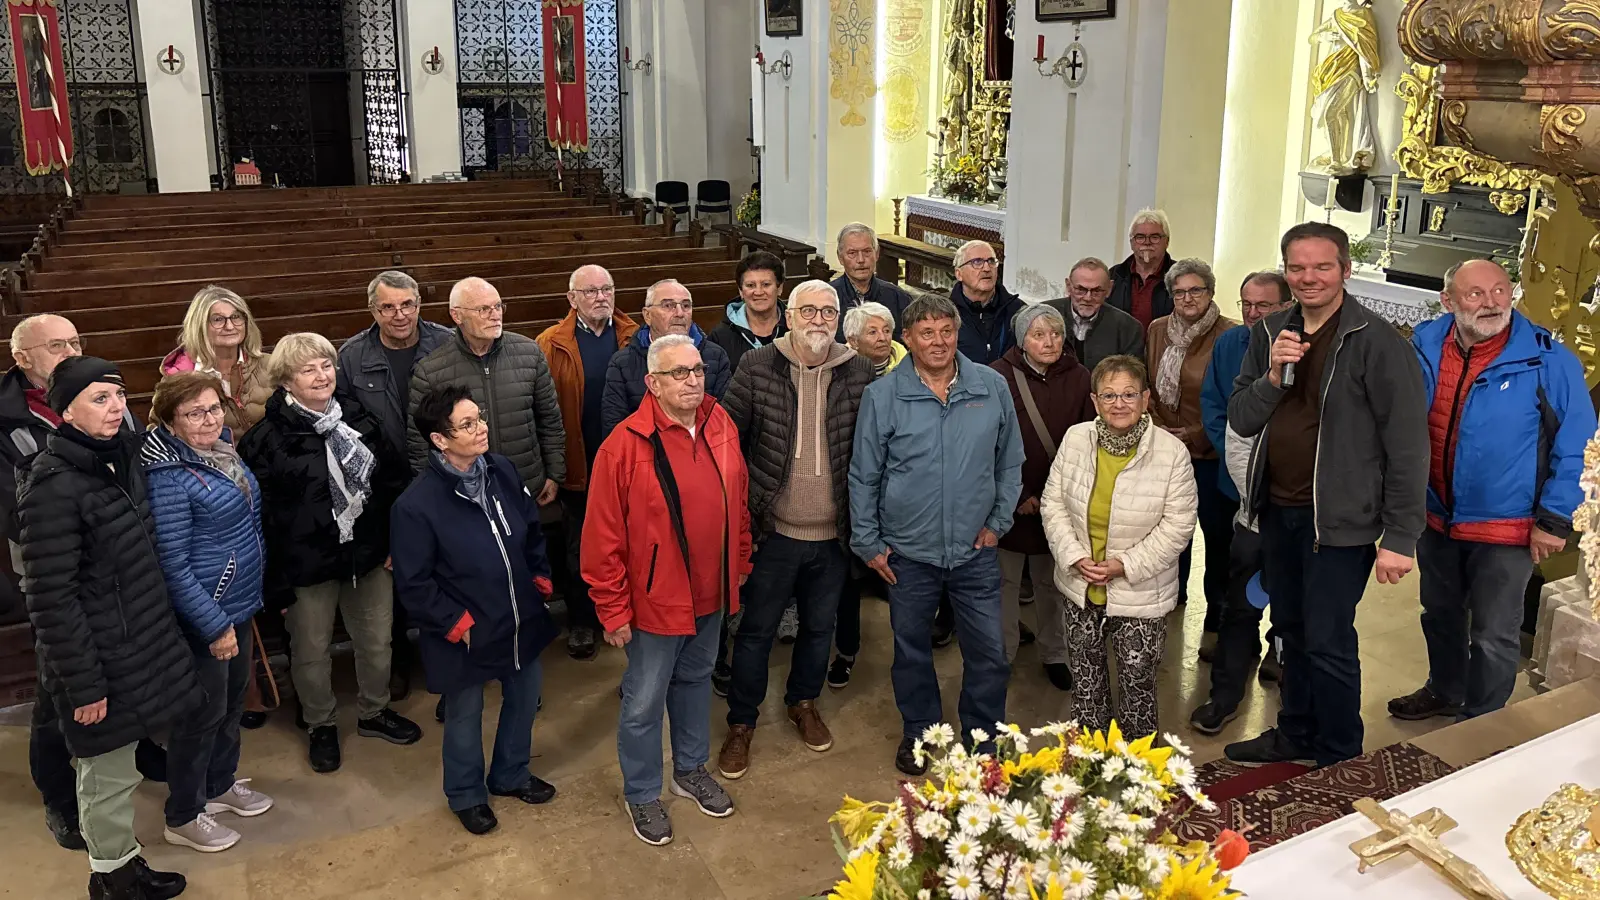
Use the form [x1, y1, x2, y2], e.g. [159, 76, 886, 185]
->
[770, 338, 851, 541]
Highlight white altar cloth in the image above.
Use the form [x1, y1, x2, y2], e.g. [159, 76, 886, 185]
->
[904, 194, 1007, 235]
[1230, 711, 1600, 898]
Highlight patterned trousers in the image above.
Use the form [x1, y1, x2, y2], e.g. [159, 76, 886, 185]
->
[1064, 600, 1167, 741]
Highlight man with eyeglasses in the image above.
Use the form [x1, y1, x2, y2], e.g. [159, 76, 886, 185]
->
[950, 239, 1024, 366]
[714, 280, 874, 780]
[708, 251, 789, 372]
[1046, 257, 1145, 369]
[536, 265, 640, 660]
[601, 278, 732, 438]
[339, 271, 453, 481]
[1109, 209, 1176, 329]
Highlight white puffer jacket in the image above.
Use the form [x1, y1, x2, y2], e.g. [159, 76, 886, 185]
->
[1040, 421, 1198, 619]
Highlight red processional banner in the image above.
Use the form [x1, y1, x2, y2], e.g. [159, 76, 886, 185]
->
[9, 0, 71, 178]
[542, 0, 589, 151]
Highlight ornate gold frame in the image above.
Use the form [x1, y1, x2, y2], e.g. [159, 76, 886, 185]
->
[940, 0, 1011, 166]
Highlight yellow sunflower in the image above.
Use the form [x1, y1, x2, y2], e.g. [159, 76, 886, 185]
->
[1156, 852, 1237, 900]
[828, 849, 880, 900]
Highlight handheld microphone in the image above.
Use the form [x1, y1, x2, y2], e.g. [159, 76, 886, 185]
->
[1281, 305, 1306, 388]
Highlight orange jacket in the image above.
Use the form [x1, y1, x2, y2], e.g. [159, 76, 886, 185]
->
[535, 310, 639, 491]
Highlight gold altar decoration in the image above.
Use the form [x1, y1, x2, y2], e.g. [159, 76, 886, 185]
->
[829, 0, 877, 127]
[1506, 783, 1600, 898]
[1350, 798, 1511, 899]
[881, 0, 931, 146]
[939, 0, 1009, 173]
[1393, 62, 1546, 198]
[1309, 0, 1382, 176]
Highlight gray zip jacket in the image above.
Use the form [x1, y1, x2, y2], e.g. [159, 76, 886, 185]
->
[1227, 296, 1428, 556]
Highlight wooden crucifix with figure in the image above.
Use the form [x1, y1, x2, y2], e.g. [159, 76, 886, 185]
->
[1348, 798, 1511, 900]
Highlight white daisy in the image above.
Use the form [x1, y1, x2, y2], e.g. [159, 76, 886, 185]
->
[1003, 876, 1033, 900]
[982, 854, 1010, 889]
[1026, 826, 1055, 854]
[912, 740, 928, 767]
[1166, 756, 1198, 787]
[945, 834, 983, 868]
[922, 722, 956, 748]
[1108, 884, 1145, 900]
[997, 722, 1029, 752]
[956, 788, 981, 807]
[926, 790, 954, 812]
[955, 802, 992, 835]
[999, 799, 1041, 842]
[1067, 743, 1103, 761]
[1032, 852, 1067, 885]
[1060, 858, 1097, 899]
[914, 810, 951, 841]
[1163, 732, 1192, 756]
[917, 891, 932, 900]
[969, 727, 991, 745]
[982, 796, 1008, 820]
[1041, 773, 1083, 801]
[1105, 832, 1139, 856]
[1101, 757, 1127, 781]
[887, 844, 914, 870]
[944, 864, 983, 900]
[1058, 810, 1086, 844]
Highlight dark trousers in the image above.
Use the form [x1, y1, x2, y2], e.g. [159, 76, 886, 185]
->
[559, 489, 599, 631]
[834, 575, 862, 659]
[165, 638, 252, 826]
[31, 679, 164, 815]
[1418, 529, 1534, 719]
[727, 535, 847, 726]
[886, 549, 1008, 741]
[1176, 459, 1239, 632]
[442, 658, 543, 812]
[1206, 525, 1276, 712]
[1264, 503, 1374, 767]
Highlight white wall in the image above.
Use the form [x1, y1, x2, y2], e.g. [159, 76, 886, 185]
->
[133, 0, 212, 192]
[401, 0, 462, 180]
[756, 0, 828, 247]
[1003, 0, 1171, 300]
[704, 1, 757, 202]
[623, 0, 713, 201]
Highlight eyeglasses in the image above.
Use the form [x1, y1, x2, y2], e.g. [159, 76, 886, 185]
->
[649, 300, 693, 313]
[1131, 233, 1167, 244]
[574, 285, 616, 300]
[179, 404, 225, 425]
[959, 257, 999, 270]
[1096, 391, 1144, 406]
[795, 306, 839, 322]
[375, 300, 419, 318]
[208, 313, 246, 328]
[461, 303, 505, 317]
[1069, 285, 1110, 298]
[20, 336, 82, 355]
[447, 415, 488, 435]
[651, 364, 706, 382]
[1171, 287, 1212, 300]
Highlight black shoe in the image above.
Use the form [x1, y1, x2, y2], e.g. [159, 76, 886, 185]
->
[1198, 631, 1218, 664]
[134, 739, 167, 783]
[492, 774, 557, 805]
[1387, 685, 1461, 721]
[308, 725, 342, 773]
[567, 626, 597, 660]
[239, 711, 267, 730]
[1189, 701, 1241, 736]
[895, 736, 928, 777]
[88, 862, 144, 900]
[130, 855, 187, 900]
[826, 655, 855, 690]
[712, 660, 732, 698]
[358, 708, 423, 745]
[1019, 622, 1036, 646]
[455, 803, 499, 835]
[931, 619, 955, 649]
[1258, 654, 1283, 684]
[1043, 663, 1073, 692]
[389, 668, 412, 703]
[435, 695, 446, 723]
[1224, 728, 1314, 765]
[44, 805, 85, 850]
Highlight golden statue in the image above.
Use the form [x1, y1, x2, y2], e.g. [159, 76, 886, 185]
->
[1310, 0, 1382, 176]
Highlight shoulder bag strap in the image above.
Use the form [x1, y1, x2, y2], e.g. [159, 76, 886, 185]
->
[1009, 367, 1057, 460]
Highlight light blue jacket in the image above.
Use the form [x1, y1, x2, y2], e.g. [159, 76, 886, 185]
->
[849, 353, 1025, 569]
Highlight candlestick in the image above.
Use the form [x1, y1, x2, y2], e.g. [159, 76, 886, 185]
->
[1036, 35, 1045, 62]
[625, 45, 630, 62]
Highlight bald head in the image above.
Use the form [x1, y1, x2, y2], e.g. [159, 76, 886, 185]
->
[11, 314, 82, 387]
[568, 264, 617, 329]
[1441, 258, 1513, 347]
[448, 277, 504, 347]
[449, 276, 498, 309]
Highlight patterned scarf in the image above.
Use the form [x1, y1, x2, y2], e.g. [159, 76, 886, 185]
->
[1155, 302, 1220, 409]
[289, 395, 374, 544]
[196, 439, 252, 502]
[1095, 413, 1150, 458]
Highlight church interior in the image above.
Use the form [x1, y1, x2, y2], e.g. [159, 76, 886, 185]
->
[6, 0, 1600, 897]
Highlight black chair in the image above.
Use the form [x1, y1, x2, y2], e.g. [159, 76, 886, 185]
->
[653, 180, 690, 228]
[694, 179, 732, 224]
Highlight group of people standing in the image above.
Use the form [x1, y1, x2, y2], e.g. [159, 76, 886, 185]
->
[12, 211, 1595, 895]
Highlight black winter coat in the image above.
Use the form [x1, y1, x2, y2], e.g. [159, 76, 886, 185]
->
[238, 389, 408, 596]
[19, 431, 202, 758]
[721, 342, 874, 543]
[600, 325, 732, 438]
[0, 366, 53, 625]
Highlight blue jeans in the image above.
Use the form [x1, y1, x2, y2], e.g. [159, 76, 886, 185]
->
[164, 637, 252, 826]
[441, 658, 543, 812]
[727, 535, 847, 726]
[618, 611, 721, 805]
[886, 549, 1008, 742]
[1418, 528, 1533, 719]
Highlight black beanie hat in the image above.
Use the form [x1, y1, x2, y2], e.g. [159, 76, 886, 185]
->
[47, 356, 123, 415]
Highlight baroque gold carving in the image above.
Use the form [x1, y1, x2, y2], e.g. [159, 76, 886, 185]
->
[1490, 189, 1529, 214]
[1394, 62, 1547, 195]
[1440, 99, 1475, 150]
[1546, 0, 1600, 56]
[1539, 103, 1590, 172]
[1429, 205, 1448, 231]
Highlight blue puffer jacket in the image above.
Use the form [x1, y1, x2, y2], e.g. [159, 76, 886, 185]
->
[1412, 311, 1597, 536]
[849, 353, 1025, 569]
[140, 427, 265, 644]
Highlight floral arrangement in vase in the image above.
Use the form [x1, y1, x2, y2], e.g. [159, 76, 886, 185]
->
[931, 154, 990, 205]
[736, 187, 761, 227]
[822, 721, 1248, 900]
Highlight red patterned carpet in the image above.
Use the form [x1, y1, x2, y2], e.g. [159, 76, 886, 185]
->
[1172, 743, 1458, 850]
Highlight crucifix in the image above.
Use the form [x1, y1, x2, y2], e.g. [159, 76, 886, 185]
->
[157, 44, 185, 76]
[1348, 799, 1511, 900]
[1065, 47, 1085, 81]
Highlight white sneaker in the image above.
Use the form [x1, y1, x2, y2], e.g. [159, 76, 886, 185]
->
[163, 812, 240, 853]
[205, 779, 274, 817]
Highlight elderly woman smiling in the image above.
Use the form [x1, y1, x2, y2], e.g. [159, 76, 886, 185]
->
[842, 301, 906, 377]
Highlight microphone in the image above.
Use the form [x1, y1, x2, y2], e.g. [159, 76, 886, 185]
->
[1281, 305, 1305, 388]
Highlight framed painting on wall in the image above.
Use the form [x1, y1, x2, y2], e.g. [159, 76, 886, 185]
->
[765, 0, 802, 37]
[1037, 0, 1115, 22]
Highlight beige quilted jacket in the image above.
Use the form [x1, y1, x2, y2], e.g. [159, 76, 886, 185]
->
[1040, 421, 1198, 619]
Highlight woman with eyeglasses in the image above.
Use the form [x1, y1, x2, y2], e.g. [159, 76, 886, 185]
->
[1040, 355, 1197, 740]
[141, 372, 273, 854]
[161, 285, 273, 436]
[1145, 258, 1236, 656]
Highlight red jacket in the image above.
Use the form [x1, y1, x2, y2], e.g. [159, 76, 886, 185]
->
[582, 393, 752, 636]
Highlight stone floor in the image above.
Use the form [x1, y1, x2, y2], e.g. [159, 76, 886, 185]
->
[0, 567, 1533, 899]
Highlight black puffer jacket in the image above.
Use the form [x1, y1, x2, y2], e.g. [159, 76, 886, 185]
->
[19, 429, 202, 759]
[406, 330, 566, 492]
[721, 340, 874, 543]
[239, 389, 408, 597]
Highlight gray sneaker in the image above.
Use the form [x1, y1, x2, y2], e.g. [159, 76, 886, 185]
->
[205, 779, 274, 817]
[163, 812, 241, 853]
[628, 799, 674, 846]
[670, 765, 735, 818]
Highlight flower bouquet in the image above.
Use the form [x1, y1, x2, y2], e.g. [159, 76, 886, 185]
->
[822, 721, 1248, 900]
[930, 154, 990, 205]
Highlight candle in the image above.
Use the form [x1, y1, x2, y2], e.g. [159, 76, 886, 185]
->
[1389, 172, 1401, 213]
[624, 45, 630, 63]
[1036, 35, 1045, 61]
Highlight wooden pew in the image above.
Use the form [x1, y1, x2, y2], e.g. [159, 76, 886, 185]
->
[73, 178, 556, 212]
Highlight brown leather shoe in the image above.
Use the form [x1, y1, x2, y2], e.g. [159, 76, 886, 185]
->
[718, 725, 754, 780]
[787, 701, 834, 752]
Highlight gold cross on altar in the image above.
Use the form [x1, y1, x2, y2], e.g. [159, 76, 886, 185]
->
[1348, 799, 1511, 899]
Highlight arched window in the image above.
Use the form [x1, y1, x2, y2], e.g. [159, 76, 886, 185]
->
[92, 108, 135, 164]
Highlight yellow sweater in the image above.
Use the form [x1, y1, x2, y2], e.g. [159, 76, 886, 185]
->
[1086, 445, 1136, 606]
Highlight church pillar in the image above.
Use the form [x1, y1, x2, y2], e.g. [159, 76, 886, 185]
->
[623, 0, 709, 203]
[756, 0, 830, 247]
[1152, 0, 1231, 266]
[132, 0, 211, 192]
[400, 0, 462, 180]
[1002, 0, 1170, 300]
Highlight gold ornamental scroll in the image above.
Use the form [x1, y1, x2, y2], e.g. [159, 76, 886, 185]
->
[830, 0, 878, 127]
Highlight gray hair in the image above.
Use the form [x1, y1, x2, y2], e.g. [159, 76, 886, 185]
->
[1013, 303, 1066, 341]
[1164, 257, 1217, 295]
[367, 270, 419, 308]
[448, 276, 496, 308]
[569, 264, 612, 291]
[902, 294, 960, 330]
[787, 279, 840, 309]
[1069, 257, 1111, 280]
[1128, 208, 1171, 239]
[843, 301, 895, 340]
[1240, 270, 1292, 305]
[954, 239, 995, 268]
[646, 333, 697, 372]
[11, 313, 68, 350]
[836, 222, 879, 257]
[645, 278, 688, 307]
[267, 332, 338, 386]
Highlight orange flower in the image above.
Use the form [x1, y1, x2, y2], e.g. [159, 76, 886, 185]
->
[1213, 830, 1250, 871]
